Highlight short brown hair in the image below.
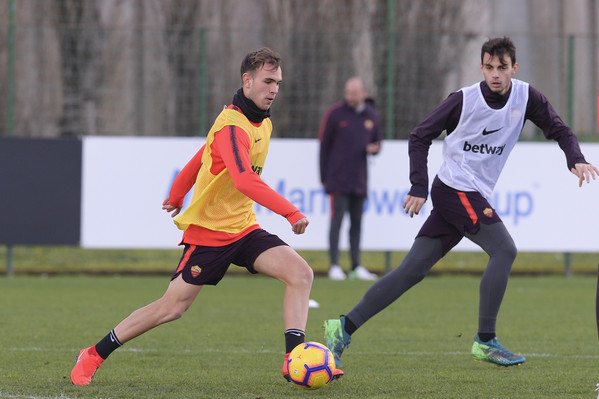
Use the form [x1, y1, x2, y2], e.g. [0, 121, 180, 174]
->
[240, 47, 281, 77]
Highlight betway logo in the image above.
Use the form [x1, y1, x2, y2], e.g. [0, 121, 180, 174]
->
[463, 141, 505, 155]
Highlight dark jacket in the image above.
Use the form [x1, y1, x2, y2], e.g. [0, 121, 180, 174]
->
[319, 100, 383, 196]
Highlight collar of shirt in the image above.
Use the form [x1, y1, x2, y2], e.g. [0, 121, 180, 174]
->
[480, 80, 513, 110]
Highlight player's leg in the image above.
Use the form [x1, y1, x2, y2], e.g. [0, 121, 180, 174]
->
[465, 222, 524, 366]
[347, 236, 444, 326]
[328, 194, 349, 280]
[113, 275, 203, 342]
[324, 195, 464, 368]
[254, 244, 313, 335]
[465, 222, 517, 341]
[71, 243, 213, 385]
[252, 244, 314, 379]
[429, 179, 524, 366]
[71, 275, 202, 385]
[324, 235, 445, 367]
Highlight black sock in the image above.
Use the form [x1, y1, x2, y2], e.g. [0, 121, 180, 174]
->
[284, 329, 305, 354]
[478, 332, 496, 342]
[95, 329, 123, 360]
[344, 316, 357, 336]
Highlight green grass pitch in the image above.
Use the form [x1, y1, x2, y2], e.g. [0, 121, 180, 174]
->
[1, 273, 598, 398]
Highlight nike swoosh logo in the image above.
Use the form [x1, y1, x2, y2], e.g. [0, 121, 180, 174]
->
[254, 138, 262, 143]
[289, 332, 302, 336]
[482, 127, 502, 136]
[481, 347, 509, 362]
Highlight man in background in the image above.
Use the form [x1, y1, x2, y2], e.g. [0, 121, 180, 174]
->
[319, 77, 383, 281]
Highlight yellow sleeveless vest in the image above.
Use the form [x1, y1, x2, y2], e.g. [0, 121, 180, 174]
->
[174, 108, 272, 233]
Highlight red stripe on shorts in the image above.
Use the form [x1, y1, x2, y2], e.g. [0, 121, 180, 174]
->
[175, 244, 196, 274]
[457, 192, 478, 225]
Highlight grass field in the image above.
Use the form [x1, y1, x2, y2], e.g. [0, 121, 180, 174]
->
[1, 272, 599, 398]
[1, 246, 599, 276]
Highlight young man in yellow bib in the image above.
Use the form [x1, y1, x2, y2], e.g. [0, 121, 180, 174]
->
[71, 47, 337, 385]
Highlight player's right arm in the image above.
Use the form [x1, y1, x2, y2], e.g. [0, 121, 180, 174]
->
[408, 91, 462, 199]
[403, 195, 426, 218]
[162, 145, 205, 217]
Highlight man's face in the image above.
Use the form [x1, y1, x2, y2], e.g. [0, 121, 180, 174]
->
[480, 52, 518, 95]
[243, 63, 282, 110]
[344, 79, 366, 109]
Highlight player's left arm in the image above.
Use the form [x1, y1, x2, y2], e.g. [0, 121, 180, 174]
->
[571, 162, 599, 187]
[215, 127, 308, 232]
[526, 85, 595, 185]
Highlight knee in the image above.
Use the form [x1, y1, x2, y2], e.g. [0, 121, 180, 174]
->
[290, 260, 314, 288]
[301, 262, 314, 287]
[158, 308, 184, 324]
[507, 243, 518, 261]
[156, 298, 192, 323]
[168, 305, 188, 321]
[401, 263, 428, 285]
[499, 239, 518, 262]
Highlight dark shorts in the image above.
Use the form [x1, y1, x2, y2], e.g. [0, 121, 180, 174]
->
[171, 229, 288, 286]
[417, 176, 502, 254]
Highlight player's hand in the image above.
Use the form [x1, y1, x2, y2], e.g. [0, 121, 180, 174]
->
[292, 217, 309, 235]
[162, 198, 181, 217]
[571, 163, 599, 187]
[403, 195, 426, 218]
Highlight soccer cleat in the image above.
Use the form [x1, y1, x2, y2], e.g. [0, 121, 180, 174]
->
[332, 367, 344, 380]
[348, 265, 378, 281]
[328, 264, 347, 280]
[282, 352, 291, 382]
[71, 346, 104, 385]
[323, 316, 351, 368]
[471, 334, 525, 366]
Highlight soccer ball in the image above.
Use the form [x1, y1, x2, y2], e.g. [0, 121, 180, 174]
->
[287, 341, 336, 390]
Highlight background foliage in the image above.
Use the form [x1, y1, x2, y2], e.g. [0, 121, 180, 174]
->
[1, 0, 597, 140]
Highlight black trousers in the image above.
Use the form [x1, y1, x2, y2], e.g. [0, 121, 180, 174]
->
[329, 193, 365, 270]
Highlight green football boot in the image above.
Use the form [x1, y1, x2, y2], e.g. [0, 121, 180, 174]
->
[471, 334, 525, 366]
[323, 316, 351, 368]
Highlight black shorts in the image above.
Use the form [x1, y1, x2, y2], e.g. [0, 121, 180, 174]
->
[171, 229, 287, 286]
[417, 176, 502, 254]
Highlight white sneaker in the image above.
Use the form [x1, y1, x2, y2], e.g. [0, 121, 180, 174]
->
[328, 264, 346, 280]
[349, 265, 378, 281]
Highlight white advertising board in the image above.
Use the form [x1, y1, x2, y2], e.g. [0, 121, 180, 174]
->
[81, 137, 599, 252]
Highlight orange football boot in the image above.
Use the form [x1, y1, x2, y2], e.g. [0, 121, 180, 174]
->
[282, 352, 292, 381]
[71, 346, 104, 385]
[332, 367, 344, 379]
[282, 352, 291, 381]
